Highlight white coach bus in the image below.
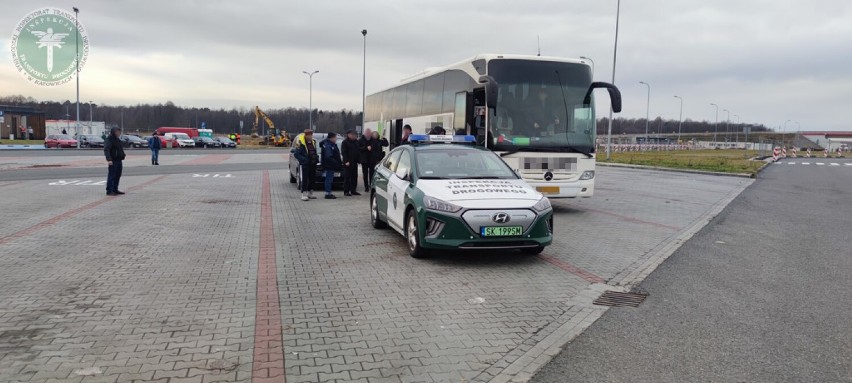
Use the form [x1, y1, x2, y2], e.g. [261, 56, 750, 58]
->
[363, 54, 622, 198]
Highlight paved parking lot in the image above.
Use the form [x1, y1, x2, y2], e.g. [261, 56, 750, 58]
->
[0, 153, 751, 382]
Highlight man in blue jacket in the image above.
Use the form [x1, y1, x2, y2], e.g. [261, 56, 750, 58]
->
[292, 129, 319, 201]
[147, 132, 162, 165]
[320, 132, 343, 199]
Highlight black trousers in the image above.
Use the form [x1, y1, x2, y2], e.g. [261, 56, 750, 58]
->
[106, 160, 123, 193]
[343, 163, 358, 194]
[300, 164, 316, 193]
[362, 163, 375, 191]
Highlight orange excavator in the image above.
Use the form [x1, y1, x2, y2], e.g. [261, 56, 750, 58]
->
[254, 106, 289, 146]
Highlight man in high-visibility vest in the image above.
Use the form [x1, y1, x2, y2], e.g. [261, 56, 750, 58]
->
[235, 133, 241, 145]
[291, 130, 319, 201]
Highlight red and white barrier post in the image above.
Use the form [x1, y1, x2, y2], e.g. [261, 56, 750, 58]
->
[791, 147, 798, 158]
[806, 148, 812, 158]
[824, 148, 829, 158]
[781, 147, 787, 158]
[772, 147, 780, 161]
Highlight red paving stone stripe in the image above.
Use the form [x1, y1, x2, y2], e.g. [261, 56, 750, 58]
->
[575, 206, 681, 231]
[539, 255, 606, 284]
[179, 154, 234, 166]
[0, 175, 167, 245]
[252, 170, 286, 383]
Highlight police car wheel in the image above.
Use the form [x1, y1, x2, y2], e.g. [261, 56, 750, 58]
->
[407, 212, 428, 258]
[522, 246, 545, 255]
[370, 194, 387, 229]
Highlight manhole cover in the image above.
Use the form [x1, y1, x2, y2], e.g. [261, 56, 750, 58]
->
[593, 290, 648, 307]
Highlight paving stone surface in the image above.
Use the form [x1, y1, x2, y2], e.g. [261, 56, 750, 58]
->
[0, 155, 751, 383]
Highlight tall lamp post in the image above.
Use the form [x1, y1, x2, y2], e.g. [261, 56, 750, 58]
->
[302, 70, 319, 130]
[73, 6, 80, 147]
[639, 81, 651, 142]
[733, 114, 739, 143]
[361, 29, 368, 134]
[579, 56, 595, 78]
[710, 103, 719, 144]
[605, 0, 621, 160]
[88, 101, 94, 133]
[673, 96, 683, 142]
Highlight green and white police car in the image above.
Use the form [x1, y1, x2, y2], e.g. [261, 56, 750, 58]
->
[370, 135, 553, 258]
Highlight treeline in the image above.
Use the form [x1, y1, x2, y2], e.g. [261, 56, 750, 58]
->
[0, 95, 361, 135]
[595, 117, 769, 136]
[2, 95, 770, 136]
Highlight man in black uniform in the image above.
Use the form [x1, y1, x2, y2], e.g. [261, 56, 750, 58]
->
[341, 130, 361, 196]
[103, 127, 127, 196]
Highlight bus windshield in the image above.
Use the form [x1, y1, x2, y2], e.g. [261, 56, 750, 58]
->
[488, 59, 595, 153]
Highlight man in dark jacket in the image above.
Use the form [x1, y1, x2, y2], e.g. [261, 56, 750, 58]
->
[320, 132, 342, 199]
[148, 132, 162, 165]
[358, 129, 374, 192]
[368, 130, 389, 169]
[103, 127, 127, 196]
[291, 129, 319, 201]
[340, 130, 360, 196]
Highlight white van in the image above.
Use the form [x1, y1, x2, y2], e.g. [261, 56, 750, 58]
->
[164, 132, 195, 148]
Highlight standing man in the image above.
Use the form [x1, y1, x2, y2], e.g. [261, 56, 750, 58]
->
[320, 132, 343, 199]
[358, 128, 374, 192]
[341, 129, 361, 196]
[147, 132, 161, 165]
[292, 129, 319, 201]
[103, 127, 126, 196]
[368, 130, 389, 176]
[399, 124, 413, 145]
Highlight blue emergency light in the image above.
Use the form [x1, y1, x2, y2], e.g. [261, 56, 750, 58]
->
[409, 134, 476, 144]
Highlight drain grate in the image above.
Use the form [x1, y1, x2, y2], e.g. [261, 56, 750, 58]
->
[593, 290, 648, 307]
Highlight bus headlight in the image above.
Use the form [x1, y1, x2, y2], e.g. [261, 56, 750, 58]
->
[580, 171, 595, 180]
[423, 196, 462, 213]
[532, 197, 552, 212]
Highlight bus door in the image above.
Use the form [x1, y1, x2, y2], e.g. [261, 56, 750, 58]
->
[452, 92, 475, 136]
[388, 119, 403, 148]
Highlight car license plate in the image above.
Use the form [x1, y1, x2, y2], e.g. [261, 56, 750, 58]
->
[481, 226, 523, 237]
[536, 186, 560, 194]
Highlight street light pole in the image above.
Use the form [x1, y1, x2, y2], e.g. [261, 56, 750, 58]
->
[639, 81, 651, 142]
[605, 0, 621, 160]
[361, 29, 368, 134]
[302, 70, 319, 130]
[674, 96, 683, 142]
[579, 56, 595, 78]
[734, 114, 739, 143]
[73, 6, 80, 147]
[88, 101, 93, 133]
[710, 103, 719, 144]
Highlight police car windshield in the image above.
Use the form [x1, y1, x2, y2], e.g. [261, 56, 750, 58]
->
[415, 149, 518, 180]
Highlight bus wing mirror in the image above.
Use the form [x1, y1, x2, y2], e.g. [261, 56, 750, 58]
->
[478, 76, 499, 109]
[583, 82, 622, 113]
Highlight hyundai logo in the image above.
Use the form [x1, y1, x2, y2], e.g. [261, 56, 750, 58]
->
[492, 212, 511, 224]
[544, 171, 554, 181]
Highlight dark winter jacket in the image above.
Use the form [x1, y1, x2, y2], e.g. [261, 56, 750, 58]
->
[148, 136, 162, 150]
[357, 136, 373, 164]
[341, 138, 360, 165]
[291, 135, 319, 166]
[104, 128, 126, 162]
[369, 137, 389, 164]
[320, 139, 343, 171]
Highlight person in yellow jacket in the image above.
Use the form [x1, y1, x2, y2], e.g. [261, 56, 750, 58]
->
[291, 130, 320, 201]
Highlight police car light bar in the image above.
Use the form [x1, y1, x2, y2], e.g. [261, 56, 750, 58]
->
[409, 134, 475, 144]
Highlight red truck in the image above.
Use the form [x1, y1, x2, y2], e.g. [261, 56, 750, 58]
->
[154, 127, 199, 138]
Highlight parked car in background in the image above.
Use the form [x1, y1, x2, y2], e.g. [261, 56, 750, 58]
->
[120, 135, 149, 148]
[193, 136, 222, 148]
[143, 135, 175, 148]
[214, 136, 237, 148]
[155, 127, 199, 138]
[288, 133, 344, 190]
[44, 134, 78, 148]
[164, 132, 195, 148]
[78, 135, 105, 148]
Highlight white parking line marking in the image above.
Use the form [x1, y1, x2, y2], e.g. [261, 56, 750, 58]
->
[846, 163, 852, 166]
[787, 162, 796, 165]
[830, 163, 840, 166]
[801, 162, 810, 165]
[817, 163, 825, 166]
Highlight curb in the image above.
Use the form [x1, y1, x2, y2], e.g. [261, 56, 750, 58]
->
[597, 161, 756, 178]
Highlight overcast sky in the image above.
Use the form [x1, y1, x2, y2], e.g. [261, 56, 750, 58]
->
[2, 0, 851, 130]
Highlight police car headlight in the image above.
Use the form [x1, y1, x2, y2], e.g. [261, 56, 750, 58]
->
[423, 196, 462, 213]
[580, 171, 595, 180]
[532, 197, 552, 212]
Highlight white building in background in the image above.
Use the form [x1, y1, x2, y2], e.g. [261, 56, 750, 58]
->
[46, 120, 106, 137]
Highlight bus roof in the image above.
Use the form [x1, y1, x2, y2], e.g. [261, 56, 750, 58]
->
[369, 54, 590, 96]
